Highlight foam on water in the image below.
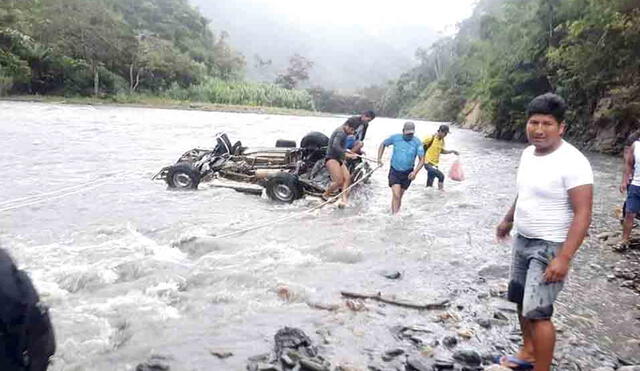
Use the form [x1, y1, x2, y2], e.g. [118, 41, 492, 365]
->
[0, 101, 638, 369]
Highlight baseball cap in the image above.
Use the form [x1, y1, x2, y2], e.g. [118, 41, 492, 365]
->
[403, 121, 416, 134]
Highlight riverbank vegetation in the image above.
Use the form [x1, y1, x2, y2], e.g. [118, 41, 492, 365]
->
[381, 0, 640, 153]
[0, 0, 313, 110]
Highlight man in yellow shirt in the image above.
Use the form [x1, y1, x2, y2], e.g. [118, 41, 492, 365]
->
[422, 124, 459, 190]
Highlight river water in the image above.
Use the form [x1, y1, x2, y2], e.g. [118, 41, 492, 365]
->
[0, 101, 638, 370]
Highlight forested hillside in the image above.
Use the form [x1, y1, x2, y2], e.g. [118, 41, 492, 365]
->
[383, 0, 640, 153]
[0, 0, 313, 109]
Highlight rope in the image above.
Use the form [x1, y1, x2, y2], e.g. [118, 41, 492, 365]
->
[0, 176, 117, 214]
[211, 162, 382, 239]
[0, 177, 110, 207]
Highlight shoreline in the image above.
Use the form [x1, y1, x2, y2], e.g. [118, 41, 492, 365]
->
[0, 95, 342, 118]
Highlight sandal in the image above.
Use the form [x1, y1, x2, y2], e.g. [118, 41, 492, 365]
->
[493, 355, 534, 370]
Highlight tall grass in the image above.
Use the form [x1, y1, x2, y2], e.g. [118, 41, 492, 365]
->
[164, 78, 315, 110]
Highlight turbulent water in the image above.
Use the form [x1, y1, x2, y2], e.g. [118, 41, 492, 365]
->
[0, 101, 638, 370]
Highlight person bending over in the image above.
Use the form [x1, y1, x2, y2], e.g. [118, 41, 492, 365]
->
[323, 120, 360, 207]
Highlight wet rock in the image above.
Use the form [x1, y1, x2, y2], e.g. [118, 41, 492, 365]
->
[434, 357, 455, 369]
[591, 368, 615, 371]
[299, 358, 329, 371]
[618, 367, 640, 371]
[442, 336, 458, 348]
[495, 305, 517, 313]
[274, 327, 316, 358]
[136, 355, 171, 371]
[281, 354, 296, 367]
[476, 318, 492, 329]
[251, 363, 280, 371]
[452, 349, 481, 366]
[478, 264, 510, 279]
[210, 350, 233, 359]
[508, 334, 522, 343]
[484, 366, 511, 371]
[621, 280, 635, 288]
[420, 345, 434, 357]
[381, 270, 402, 279]
[248, 353, 271, 363]
[406, 356, 433, 371]
[493, 311, 509, 321]
[456, 328, 474, 339]
[489, 283, 508, 297]
[597, 231, 617, 240]
[382, 348, 404, 361]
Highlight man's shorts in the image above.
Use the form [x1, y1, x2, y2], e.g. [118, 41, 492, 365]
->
[345, 135, 356, 150]
[507, 235, 564, 320]
[388, 167, 413, 189]
[625, 184, 640, 214]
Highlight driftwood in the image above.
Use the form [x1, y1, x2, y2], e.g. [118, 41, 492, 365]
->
[340, 291, 449, 310]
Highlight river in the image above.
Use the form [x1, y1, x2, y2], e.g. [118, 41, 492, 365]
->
[0, 101, 638, 370]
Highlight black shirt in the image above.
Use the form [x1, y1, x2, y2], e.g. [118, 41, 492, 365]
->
[326, 126, 348, 161]
[345, 116, 369, 141]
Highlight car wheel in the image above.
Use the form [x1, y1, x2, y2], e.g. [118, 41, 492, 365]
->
[166, 162, 201, 190]
[266, 173, 303, 203]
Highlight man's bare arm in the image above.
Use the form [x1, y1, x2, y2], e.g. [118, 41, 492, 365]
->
[496, 198, 517, 241]
[544, 184, 593, 282]
[621, 143, 635, 193]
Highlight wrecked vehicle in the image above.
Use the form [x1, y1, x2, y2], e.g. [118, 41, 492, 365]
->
[152, 132, 372, 203]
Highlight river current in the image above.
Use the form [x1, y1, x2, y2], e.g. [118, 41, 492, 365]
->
[0, 101, 638, 370]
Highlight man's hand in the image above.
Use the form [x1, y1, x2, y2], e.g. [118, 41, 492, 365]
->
[453, 150, 460, 156]
[408, 171, 417, 180]
[496, 220, 513, 242]
[544, 255, 570, 282]
[620, 181, 628, 194]
[345, 152, 358, 160]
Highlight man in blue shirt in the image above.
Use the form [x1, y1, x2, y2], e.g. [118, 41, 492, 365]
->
[377, 121, 425, 214]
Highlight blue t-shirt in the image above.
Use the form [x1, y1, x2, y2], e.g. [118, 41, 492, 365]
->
[383, 134, 425, 171]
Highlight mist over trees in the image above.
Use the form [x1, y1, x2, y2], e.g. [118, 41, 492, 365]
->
[383, 0, 640, 152]
[0, 0, 244, 96]
[188, 0, 438, 92]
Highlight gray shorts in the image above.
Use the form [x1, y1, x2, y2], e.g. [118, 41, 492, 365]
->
[507, 235, 564, 320]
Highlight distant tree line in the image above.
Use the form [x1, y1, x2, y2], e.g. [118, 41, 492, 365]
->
[0, 0, 248, 96]
[382, 0, 640, 151]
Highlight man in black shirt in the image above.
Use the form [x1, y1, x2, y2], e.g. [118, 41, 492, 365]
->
[323, 120, 360, 207]
[345, 110, 376, 154]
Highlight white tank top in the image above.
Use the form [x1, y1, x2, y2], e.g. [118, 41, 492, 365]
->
[632, 142, 640, 186]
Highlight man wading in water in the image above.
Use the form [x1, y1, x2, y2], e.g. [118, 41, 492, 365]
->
[422, 124, 459, 191]
[377, 121, 425, 214]
[496, 93, 593, 370]
[323, 120, 359, 207]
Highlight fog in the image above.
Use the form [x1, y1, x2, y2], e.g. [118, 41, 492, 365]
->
[190, 0, 476, 91]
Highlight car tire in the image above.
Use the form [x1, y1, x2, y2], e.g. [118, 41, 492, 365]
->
[275, 139, 297, 148]
[300, 131, 329, 149]
[166, 162, 201, 189]
[265, 173, 303, 203]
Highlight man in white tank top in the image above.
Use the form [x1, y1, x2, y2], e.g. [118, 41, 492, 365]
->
[495, 94, 593, 371]
[620, 132, 640, 248]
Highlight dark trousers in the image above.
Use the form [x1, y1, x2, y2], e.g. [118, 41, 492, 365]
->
[424, 163, 444, 187]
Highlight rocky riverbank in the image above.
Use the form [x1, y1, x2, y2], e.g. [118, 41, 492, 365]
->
[134, 262, 638, 371]
[596, 230, 640, 295]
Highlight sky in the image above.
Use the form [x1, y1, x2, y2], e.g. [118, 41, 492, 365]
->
[252, 0, 478, 34]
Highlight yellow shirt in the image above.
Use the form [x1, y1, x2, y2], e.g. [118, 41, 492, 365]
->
[423, 135, 445, 165]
